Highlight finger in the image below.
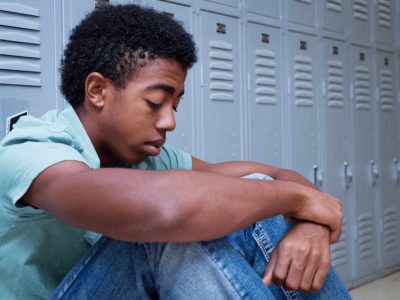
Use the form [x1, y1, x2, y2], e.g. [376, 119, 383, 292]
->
[270, 246, 291, 287]
[310, 248, 331, 291]
[262, 249, 277, 286]
[298, 251, 320, 291]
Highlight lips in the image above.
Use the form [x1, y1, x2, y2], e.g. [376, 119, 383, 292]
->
[143, 138, 165, 155]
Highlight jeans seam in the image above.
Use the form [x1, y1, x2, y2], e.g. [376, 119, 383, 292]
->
[252, 223, 303, 300]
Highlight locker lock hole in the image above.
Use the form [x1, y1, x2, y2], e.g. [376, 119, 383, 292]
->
[216, 23, 226, 34]
[300, 41, 307, 50]
[261, 33, 270, 44]
[332, 46, 339, 55]
[384, 57, 389, 66]
[359, 52, 365, 61]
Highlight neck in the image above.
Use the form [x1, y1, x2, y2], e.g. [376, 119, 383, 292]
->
[75, 105, 117, 168]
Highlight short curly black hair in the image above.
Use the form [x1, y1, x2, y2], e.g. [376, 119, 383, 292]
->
[60, 4, 197, 107]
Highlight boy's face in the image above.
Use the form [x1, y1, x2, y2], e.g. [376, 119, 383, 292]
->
[97, 58, 187, 165]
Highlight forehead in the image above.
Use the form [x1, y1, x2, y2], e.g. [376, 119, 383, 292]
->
[124, 58, 187, 93]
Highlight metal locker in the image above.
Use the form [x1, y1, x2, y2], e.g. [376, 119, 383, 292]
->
[374, 0, 395, 46]
[247, 23, 283, 167]
[320, 39, 353, 287]
[147, 0, 196, 154]
[198, 11, 241, 162]
[285, 32, 319, 183]
[375, 51, 400, 274]
[319, 0, 346, 34]
[202, 0, 239, 8]
[0, 0, 60, 139]
[350, 46, 380, 285]
[349, 0, 371, 44]
[286, 0, 317, 29]
[244, 0, 281, 20]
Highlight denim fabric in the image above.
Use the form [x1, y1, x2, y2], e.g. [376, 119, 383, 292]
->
[51, 174, 351, 300]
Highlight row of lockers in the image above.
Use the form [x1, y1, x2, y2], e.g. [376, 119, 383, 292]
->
[110, 0, 400, 289]
[0, 0, 399, 290]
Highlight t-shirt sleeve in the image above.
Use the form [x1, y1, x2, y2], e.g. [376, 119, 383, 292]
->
[138, 145, 192, 170]
[0, 134, 87, 208]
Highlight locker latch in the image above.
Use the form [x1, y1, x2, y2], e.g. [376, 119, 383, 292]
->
[313, 165, 323, 188]
[370, 160, 379, 186]
[393, 158, 400, 183]
[343, 161, 353, 189]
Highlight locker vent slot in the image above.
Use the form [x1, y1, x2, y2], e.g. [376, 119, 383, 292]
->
[254, 49, 277, 105]
[379, 69, 394, 111]
[377, 0, 391, 28]
[358, 213, 374, 259]
[331, 219, 347, 268]
[294, 55, 313, 107]
[354, 65, 370, 111]
[327, 60, 344, 108]
[353, 0, 368, 21]
[0, 2, 41, 87]
[209, 41, 234, 102]
[295, 0, 311, 4]
[383, 207, 398, 251]
[327, 0, 342, 13]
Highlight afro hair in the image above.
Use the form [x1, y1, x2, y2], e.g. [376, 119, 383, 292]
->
[60, 4, 197, 107]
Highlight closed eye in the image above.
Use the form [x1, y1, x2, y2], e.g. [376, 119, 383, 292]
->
[146, 99, 162, 110]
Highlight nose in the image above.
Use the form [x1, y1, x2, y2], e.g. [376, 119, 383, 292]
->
[156, 107, 176, 132]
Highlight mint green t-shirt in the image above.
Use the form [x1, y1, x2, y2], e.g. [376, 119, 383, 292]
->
[0, 103, 192, 300]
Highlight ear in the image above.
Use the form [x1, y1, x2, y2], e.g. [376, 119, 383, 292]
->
[85, 72, 109, 109]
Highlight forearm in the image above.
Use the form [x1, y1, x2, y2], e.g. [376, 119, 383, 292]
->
[204, 161, 318, 190]
[40, 168, 307, 243]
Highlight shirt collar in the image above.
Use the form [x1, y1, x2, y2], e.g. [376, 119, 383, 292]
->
[59, 103, 100, 169]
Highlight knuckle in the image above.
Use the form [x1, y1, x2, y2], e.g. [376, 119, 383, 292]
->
[285, 280, 299, 291]
[300, 281, 312, 291]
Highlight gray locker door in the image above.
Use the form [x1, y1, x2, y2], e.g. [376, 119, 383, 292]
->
[199, 11, 241, 162]
[350, 46, 379, 284]
[286, 0, 316, 28]
[349, 0, 370, 43]
[202, 0, 239, 8]
[247, 23, 283, 167]
[147, 1, 195, 154]
[0, 0, 59, 139]
[374, 0, 395, 46]
[245, 0, 280, 19]
[376, 51, 400, 272]
[320, 0, 346, 34]
[322, 39, 352, 286]
[285, 32, 319, 183]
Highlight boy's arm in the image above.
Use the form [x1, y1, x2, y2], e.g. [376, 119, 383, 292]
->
[22, 160, 342, 244]
[192, 157, 336, 292]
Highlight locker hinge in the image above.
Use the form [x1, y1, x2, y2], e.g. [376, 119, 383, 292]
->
[322, 80, 325, 97]
[287, 77, 291, 94]
[379, 219, 383, 233]
[247, 73, 251, 91]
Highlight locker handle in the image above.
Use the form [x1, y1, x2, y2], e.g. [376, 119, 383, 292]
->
[370, 160, 379, 185]
[313, 165, 323, 188]
[343, 161, 353, 189]
[393, 158, 400, 183]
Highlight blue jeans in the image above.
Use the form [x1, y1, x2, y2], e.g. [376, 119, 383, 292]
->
[51, 174, 351, 299]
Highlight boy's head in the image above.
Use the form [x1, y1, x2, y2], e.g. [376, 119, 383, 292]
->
[60, 4, 197, 108]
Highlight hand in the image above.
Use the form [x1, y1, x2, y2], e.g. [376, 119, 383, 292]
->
[287, 186, 343, 243]
[262, 222, 331, 292]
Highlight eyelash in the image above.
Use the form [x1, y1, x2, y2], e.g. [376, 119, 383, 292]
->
[146, 100, 178, 112]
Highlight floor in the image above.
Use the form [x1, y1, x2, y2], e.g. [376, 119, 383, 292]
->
[349, 271, 400, 300]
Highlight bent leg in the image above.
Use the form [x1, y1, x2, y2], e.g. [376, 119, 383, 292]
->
[232, 173, 351, 300]
[50, 237, 157, 300]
